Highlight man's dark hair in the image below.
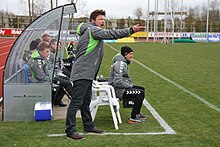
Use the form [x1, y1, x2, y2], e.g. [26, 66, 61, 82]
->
[35, 38, 42, 44]
[37, 41, 50, 51]
[50, 39, 57, 46]
[29, 40, 38, 51]
[90, 9, 106, 22]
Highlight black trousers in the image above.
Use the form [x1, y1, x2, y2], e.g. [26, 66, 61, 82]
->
[52, 88, 66, 104]
[62, 67, 71, 78]
[53, 75, 73, 97]
[65, 79, 94, 135]
[122, 85, 145, 119]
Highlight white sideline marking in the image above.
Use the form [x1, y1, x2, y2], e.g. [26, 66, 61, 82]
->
[48, 132, 172, 137]
[47, 99, 175, 137]
[143, 99, 175, 134]
[106, 43, 220, 113]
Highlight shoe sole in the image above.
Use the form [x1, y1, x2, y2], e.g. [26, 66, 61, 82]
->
[127, 120, 143, 124]
[84, 132, 104, 135]
[138, 118, 147, 121]
[66, 136, 85, 140]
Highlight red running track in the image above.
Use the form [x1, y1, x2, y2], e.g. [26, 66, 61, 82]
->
[0, 38, 16, 97]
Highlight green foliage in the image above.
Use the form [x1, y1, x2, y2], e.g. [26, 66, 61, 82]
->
[1, 42, 220, 146]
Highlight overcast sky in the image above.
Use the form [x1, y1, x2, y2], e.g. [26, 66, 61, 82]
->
[0, 0, 207, 18]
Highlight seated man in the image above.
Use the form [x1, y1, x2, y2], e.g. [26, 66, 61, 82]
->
[49, 39, 71, 77]
[108, 46, 147, 124]
[23, 39, 41, 63]
[48, 39, 73, 106]
[66, 40, 76, 58]
[27, 41, 51, 82]
[63, 40, 76, 74]
[42, 33, 51, 43]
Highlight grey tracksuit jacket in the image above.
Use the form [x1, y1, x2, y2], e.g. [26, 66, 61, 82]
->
[70, 22, 133, 82]
[27, 50, 50, 82]
[108, 53, 133, 99]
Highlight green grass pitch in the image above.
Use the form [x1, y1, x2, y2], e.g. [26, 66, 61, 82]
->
[1, 42, 220, 146]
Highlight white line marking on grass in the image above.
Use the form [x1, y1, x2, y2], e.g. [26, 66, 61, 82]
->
[143, 99, 176, 134]
[47, 95, 175, 137]
[48, 131, 173, 137]
[105, 43, 220, 113]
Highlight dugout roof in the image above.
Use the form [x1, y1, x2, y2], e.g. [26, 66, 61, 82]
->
[3, 3, 77, 84]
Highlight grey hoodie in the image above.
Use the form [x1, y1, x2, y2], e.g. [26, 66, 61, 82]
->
[70, 22, 133, 82]
[27, 50, 50, 82]
[108, 53, 133, 99]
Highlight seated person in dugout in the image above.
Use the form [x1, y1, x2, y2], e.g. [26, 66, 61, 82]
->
[108, 46, 147, 124]
[48, 39, 73, 107]
[49, 39, 71, 77]
[27, 41, 51, 82]
[42, 33, 51, 43]
[62, 40, 77, 74]
[23, 38, 42, 63]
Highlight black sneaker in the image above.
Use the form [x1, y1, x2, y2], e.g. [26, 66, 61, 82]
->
[128, 117, 143, 124]
[66, 133, 85, 140]
[137, 113, 147, 120]
[85, 127, 104, 134]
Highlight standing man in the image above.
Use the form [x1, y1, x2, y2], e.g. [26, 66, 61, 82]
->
[65, 9, 145, 140]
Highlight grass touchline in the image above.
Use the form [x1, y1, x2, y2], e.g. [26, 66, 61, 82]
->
[106, 43, 220, 113]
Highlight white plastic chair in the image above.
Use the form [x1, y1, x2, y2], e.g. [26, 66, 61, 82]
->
[90, 81, 122, 130]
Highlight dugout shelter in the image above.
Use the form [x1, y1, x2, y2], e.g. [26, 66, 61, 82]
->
[2, 3, 77, 121]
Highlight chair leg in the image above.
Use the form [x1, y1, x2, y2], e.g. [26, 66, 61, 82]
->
[90, 99, 99, 121]
[92, 105, 99, 121]
[109, 103, 119, 130]
[116, 109, 122, 124]
[113, 100, 122, 124]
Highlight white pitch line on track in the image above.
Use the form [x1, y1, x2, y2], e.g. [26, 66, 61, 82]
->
[0, 66, 5, 70]
[105, 43, 220, 113]
[0, 52, 9, 57]
[0, 44, 13, 49]
[0, 39, 14, 44]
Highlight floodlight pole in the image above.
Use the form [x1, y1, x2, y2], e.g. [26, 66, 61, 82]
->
[163, 0, 167, 43]
[156, 0, 159, 42]
[206, 0, 210, 43]
[180, 0, 183, 37]
[146, 0, 150, 42]
[153, 0, 157, 43]
[170, 0, 175, 44]
[153, 0, 158, 43]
